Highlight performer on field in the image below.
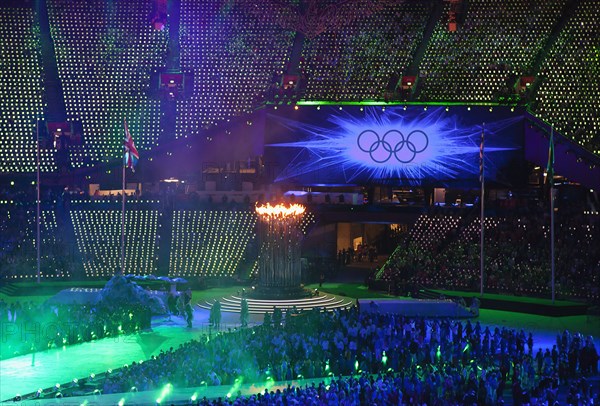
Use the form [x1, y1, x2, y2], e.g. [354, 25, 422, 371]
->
[182, 288, 193, 328]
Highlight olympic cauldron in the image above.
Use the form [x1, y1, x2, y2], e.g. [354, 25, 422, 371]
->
[252, 203, 308, 299]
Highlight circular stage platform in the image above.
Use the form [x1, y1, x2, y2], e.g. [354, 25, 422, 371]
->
[196, 293, 355, 314]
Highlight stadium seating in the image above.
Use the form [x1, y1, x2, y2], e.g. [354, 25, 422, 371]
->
[1, 0, 599, 296]
[298, 212, 317, 235]
[169, 210, 256, 277]
[0, 204, 28, 278]
[0, 0, 597, 168]
[418, 0, 566, 103]
[301, 1, 431, 101]
[176, 0, 293, 138]
[0, 204, 68, 279]
[1, 199, 315, 281]
[409, 213, 461, 249]
[533, 0, 600, 154]
[70, 205, 160, 278]
[47, 0, 167, 168]
[378, 212, 600, 301]
[0, 7, 50, 173]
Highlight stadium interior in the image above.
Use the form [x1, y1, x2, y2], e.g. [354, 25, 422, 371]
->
[0, 0, 599, 404]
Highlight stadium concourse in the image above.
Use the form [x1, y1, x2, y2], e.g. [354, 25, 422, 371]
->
[1, 0, 600, 404]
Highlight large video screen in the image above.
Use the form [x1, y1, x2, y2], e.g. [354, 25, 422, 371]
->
[265, 105, 525, 187]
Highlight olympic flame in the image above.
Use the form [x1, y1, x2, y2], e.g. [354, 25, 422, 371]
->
[255, 203, 306, 220]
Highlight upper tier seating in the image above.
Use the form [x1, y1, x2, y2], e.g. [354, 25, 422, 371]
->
[176, 0, 294, 138]
[47, 0, 167, 168]
[418, 0, 565, 103]
[0, 7, 49, 173]
[533, 0, 600, 154]
[301, 1, 431, 101]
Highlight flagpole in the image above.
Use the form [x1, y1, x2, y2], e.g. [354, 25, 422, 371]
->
[480, 123, 485, 296]
[121, 118, 138, 276]
[549, 127, 555, 304]
[550, 181, 555, 304]
[121, 149, 126, 276]
[36, 118, 41, 284]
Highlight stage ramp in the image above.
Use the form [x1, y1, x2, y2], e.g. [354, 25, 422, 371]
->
[357, 298, 476, 318]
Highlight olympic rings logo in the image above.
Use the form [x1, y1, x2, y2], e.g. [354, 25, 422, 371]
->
[357, 129, 429, 164]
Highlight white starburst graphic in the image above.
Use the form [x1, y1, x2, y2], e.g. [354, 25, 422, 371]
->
[268, 106, 522, 185]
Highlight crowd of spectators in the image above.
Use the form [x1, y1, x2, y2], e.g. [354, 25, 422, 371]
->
[177, 0, 294, 138]
[0, 299, 151, 360]
[0, 187, 76, 280]
[24, 306, 596, 404]
[300, 2, 431, 102]
[46, 0, 167, 170]
[377, 207, 600, 302]
[0, 186, 255, 281]
[533, 0, 600, 155]
[418, 0, 564, 104]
